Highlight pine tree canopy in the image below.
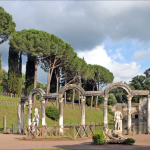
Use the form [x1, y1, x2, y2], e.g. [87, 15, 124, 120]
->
[0, 7, 16, 44]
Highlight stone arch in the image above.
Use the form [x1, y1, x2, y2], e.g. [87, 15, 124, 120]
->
[58, 84, 85, 95]
[28, 88, 45, 101]
[103, 82, 132, 133]
[28, 88, 46, 127]
[104, 82, 132, 97]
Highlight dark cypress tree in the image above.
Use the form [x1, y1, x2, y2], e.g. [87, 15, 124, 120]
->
[25, 55, 35, 95]
[16, 51, 22, 96]
[8, 43, 22, 96]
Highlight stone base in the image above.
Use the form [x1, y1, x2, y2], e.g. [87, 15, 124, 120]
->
[113, 130, 122, 135]
[146, 130, 150, 134]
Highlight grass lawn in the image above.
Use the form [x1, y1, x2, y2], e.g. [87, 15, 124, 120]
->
[0, 95, 114, 130]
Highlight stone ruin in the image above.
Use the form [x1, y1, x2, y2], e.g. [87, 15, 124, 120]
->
[18, 82, 150, 137]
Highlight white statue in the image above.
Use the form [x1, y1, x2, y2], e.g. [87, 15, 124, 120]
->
[114, 111, 123, 130]
[32, 108, 40, 127]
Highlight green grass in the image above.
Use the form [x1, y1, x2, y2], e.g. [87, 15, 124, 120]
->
[0, 96, 114, 129]
[0, 95, 20, 102]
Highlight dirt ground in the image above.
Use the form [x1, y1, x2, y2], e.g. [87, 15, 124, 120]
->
[1, 133, 150, 150]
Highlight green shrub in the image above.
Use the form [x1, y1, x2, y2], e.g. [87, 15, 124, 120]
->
[26, 84, 34, 95]
[107, 107, 114, 116]
[92, 133, 107, 145]
[124, 138, 135, 145]
[108, 93, 117, 106]
[0, 86, 3, 93]
[45, 106, 59, 121]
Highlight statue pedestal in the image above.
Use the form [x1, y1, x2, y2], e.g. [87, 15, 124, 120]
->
[114, 130, 122, 135]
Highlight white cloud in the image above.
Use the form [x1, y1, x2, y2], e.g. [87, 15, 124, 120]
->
[109, 49, 112, 53]
[133, 48, 150, 60]
[111, 49, 124, 60]
[78, 45, 141, 83]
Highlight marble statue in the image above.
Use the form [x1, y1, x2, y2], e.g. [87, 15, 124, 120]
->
[114, 111, 123, 130]
[32, 108, 40, 127]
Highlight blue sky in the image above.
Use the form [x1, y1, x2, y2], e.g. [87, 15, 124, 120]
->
[1, 1, 150, 84]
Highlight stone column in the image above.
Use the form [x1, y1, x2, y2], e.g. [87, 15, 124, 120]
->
[79, 91, 80, 109]
[28, 99, 32, 126]
[3, 115, 6, 132]
[81, 96, 86, 126]
[147, 95, 150, 134]
[81, 96, 86, 136]
[21, 101, 25, 135]
[59, 98, 64, 135]
[103, 96, 108, 130]
[64, 92, 66, 108]
[42, 99, 46, 125]
[127, 95, 132, 135]
[17, 103, 21, 134]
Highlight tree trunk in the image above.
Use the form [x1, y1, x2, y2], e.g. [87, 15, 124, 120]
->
[72, 89, 75, 109]
[46, 59, 51, 95]
[95, 96, 98, 109]
[56, 68, 59, 108]
[48, 58, 57, 93]
[33, 57, 38, 105]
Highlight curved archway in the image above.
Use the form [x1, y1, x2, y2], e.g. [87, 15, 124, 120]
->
[103, 82, 132, 134]
[104, 82, 132, 97]
[28, 88, 46, 127]
[58, 84, 86, 135]
[59, 84, 85, 95]
[28, 88, 45, 100]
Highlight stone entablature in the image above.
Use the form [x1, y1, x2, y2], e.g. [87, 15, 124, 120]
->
[132, 90, 149, 96]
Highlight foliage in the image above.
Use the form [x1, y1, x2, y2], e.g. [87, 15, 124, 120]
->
[92, 133, 107, 145]
[108, 93, 117, 106]
[26, 84, 34, 96]
[109, 87, 128, 103]
[98, 96, 104, 105]
[0, 86, 3, 93]
[129, 68, 150, 102]
[25, 56, 35, 94]
[124, 138, 135, 145]
[22, 73, 25, 89]
[0, 7, 16, 44]
[37, 81, 47, 93]
[86, 96, 97, 106]
[107, 107, 114, 116]
[82, 64, 114, 91]
[8, 43, 22, 96]
[45, 106, 59, 121]
[0, 53, 2, 85]
[1, 69, 8, 92]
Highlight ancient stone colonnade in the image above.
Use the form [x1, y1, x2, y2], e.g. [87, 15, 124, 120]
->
[19, 83, 150, 135]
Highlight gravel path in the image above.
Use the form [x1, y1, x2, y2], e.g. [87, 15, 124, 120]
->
[1, 133, 150, 150]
